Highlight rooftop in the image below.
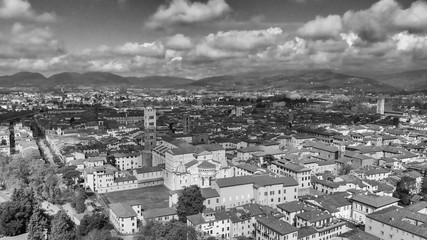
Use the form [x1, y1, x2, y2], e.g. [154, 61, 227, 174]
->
[277, 201, 314, 213]
[350, 195, 399, 208]
[367, 206, 427, 239]
[296, 209, 333, 222]
[273, 160, 311, 172]
[109, 203, 137, 218]
[256, 216, 298, 235]
[141, 207, 177, 219]
[215, 175, 298, 188]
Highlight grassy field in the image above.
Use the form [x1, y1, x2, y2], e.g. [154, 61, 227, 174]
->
[102, 185, 170, 209]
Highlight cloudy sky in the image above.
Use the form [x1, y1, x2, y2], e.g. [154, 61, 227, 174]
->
[0, 0, 426, 78]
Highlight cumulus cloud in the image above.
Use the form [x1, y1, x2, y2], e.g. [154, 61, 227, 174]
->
[342, 0, 427, 42]
[185, 27, 283, 62]
[206, 27, 282, 51]
[0, 0, 56, 22]
[82, 41, 165, 58]
[297, 15, 342, 40]
[256, 37, 307, 62]
[393, 32, 427, 52]
[340, 32, 359, 47]
[342, 0, 400, 42]
[293, 0, 427, 44]
[165, 34, 193, 50]
[146, 0, 231, 29]
[3, 0, 427, 79]
[393, 1, 427, 32]
[0, 23, 65, 59]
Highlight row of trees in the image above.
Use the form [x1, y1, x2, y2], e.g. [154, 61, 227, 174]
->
[0, 155, 63, 203]
[29, 209, 118, 240]
[135, 221, 197, 240]
[0, 154, 92, 237]
[0, 187, 100, 239]
[0, 188, 35, 236]
[0, 187, 116, 240]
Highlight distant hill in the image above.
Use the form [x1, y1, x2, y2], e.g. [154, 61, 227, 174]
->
[49, 72, 130, 86]
[4, 69, 424, 92]
[0, 71, 194, 88]
[188, 69, 395, 91]
[0, 72, 50, 87]
[375, 69, 427, 91]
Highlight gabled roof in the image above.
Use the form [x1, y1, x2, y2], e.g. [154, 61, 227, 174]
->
[197, 161, 216, 169]
[273, 161, 311, 172]
[141, 207, 177, 219]
[296, 209, 333, 222]
[256, 216, 298, 235]
[298, 226, 318, 238]
[109, 203, 137, 218]
[337, 229, 381, 240]
[198, 144, 224, 151]
[237, 146, 263, 153]
[215, 175, 298, 188]
[367, 206, 427, 238]
[350, 195, 399, 208]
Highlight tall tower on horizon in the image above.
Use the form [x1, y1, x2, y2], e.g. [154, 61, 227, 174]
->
[183, 114, 192, 134]
[144, 107, 157, 152]
[235, 106, 243, 117]
[377, 98, 385, 115]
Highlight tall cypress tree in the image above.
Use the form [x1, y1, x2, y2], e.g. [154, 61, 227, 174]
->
[27, 206, 49, 240]
[49, 211, 76, 240]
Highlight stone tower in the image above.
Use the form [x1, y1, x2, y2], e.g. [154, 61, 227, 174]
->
[183, 114, 192, 134]
[377, 98, 385, 115]
[144, 107, 156, 151]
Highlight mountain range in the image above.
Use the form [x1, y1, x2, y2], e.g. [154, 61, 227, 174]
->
[0, 69, 426, 92]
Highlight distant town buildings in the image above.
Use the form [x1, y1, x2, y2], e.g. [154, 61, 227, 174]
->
[1, 87, 427, 239]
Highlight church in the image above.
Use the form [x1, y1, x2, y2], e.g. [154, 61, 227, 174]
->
[153, 138, 234, 191]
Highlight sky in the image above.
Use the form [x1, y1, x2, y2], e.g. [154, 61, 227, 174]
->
[0, 0, 426, 78]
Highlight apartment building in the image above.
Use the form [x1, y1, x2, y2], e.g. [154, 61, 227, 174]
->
[212, 175, 299, 209]
[255, 216, 298, 240]
[365, 202, 427, 240]
[270, 161, 312, 189]
[109, 203, 138, 234]
[350, 194, 399, 224]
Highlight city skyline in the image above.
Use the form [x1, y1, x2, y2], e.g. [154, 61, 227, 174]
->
[0, 0, 426, 78]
